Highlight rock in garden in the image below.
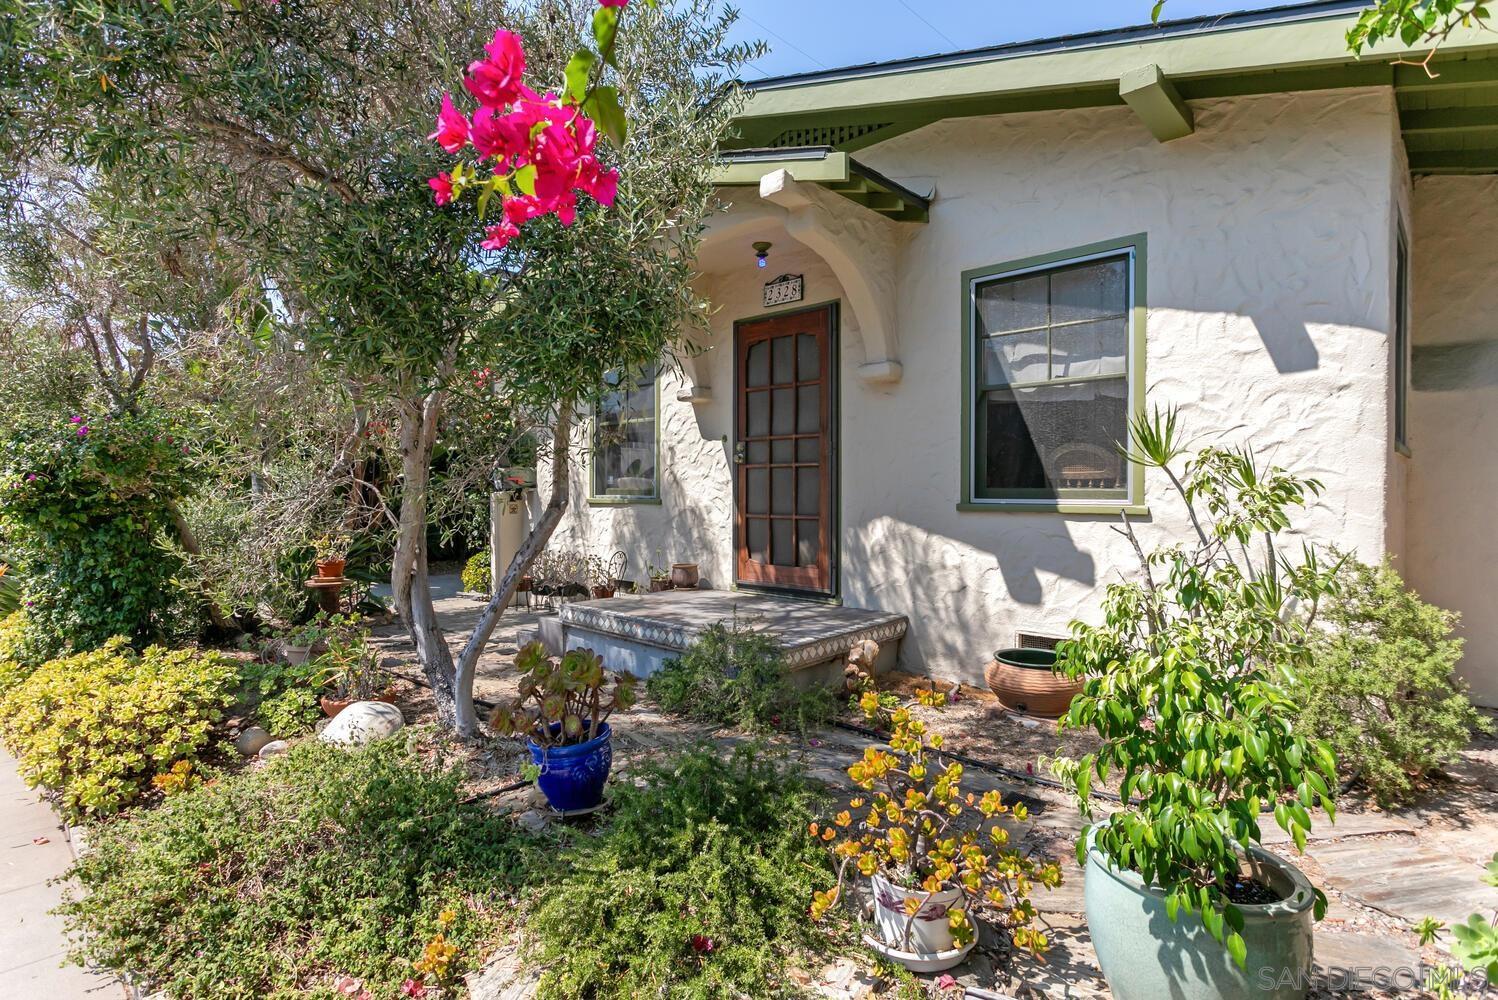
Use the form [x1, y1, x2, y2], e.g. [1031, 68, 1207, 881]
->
[318, 701, 404, 746]
[516, 810, 549, 834]
[258, 739, 291, 759]
[234, 726, 275, 756]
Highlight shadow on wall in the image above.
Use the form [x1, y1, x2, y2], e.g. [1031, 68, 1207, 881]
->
[841, 514, 1105, 681]
[1249, 311, 1320, 374]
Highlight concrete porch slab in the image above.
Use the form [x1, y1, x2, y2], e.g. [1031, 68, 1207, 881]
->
[558, 589, 908, 681]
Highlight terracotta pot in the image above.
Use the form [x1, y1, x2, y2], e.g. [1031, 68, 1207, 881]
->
[321, 690, 397, 718]
[590, 584, 615, 599]
[648, 577, 672, 593]
[517, 576, 533, 592]
[315, 558, 346, 580]
[670, 563, 700, 589]
[984, 648, 1083, 718]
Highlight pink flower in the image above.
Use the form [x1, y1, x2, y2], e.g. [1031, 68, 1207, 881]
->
[400, 981, 428, 998]
[481, 219, 521, 251]
[77, 426, 89, 437]
[936, 973, 959, 992]
[470, 108, 528, 162]
[598, 0, 629, 6]
[464, 29, 526, 110]
[428, 172, 455, 206]
[333, 978, 362, 997]
[586, 166, 619, 207]
[428, 93, 470, 153]
[69, 416, 82, 424]
[689, 934, 714, 954]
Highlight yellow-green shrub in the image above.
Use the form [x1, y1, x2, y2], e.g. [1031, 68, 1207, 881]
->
[0, 610, 40, 697]
[0, 638, 238, 820]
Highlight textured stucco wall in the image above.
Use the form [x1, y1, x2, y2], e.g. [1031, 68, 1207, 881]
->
[542, 88, 1404, 688]
[1406, 175, 1498, 706]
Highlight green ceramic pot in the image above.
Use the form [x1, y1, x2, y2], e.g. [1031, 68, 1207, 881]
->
[1084, 826, 1316, 1000]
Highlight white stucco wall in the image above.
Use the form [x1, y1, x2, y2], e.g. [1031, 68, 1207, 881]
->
[542, 87, 1406, 688]
[1406, 175, 1498, 706]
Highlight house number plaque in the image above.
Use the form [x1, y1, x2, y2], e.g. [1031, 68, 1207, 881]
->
[763, 273, 804, 308]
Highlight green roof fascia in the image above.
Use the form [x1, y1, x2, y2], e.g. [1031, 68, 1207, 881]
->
[712, 150, 851, 186]
[711, 149, 931, 222]
[727, 11, 1498, 150]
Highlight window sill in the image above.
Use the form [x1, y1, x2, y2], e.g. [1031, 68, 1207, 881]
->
[587, 496, 662, 507]
[1395, 442, 1412, 459]
[956, 501, 1149, 516]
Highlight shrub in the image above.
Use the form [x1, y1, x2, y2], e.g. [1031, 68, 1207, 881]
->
[0, 409, 200, 656]
[60, 741, 527, 999]
[461, 549, 491, 594]
[648, 620, 839, 736]
[528, 744, 840, 999]
[0, 609, 46, 697]
[1297, 557, 1490, 805]
[234, 656, 326, 738]
[0, 638, 237, 819]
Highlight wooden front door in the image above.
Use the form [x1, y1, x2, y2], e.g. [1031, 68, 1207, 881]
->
[734, 304, 836, 594]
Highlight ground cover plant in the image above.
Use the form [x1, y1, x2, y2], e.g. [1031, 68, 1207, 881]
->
[1297, 556, 1489, 805]
[61, 740, 532, 1000]
[0, 637, 236, 819]
[647, 620, 840, 736]
[527, 743, 844, 999]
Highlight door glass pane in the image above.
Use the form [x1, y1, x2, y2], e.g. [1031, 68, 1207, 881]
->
[796, 437, 819, 463]
[747, 518, 768, 563]
[796, 386, 820, 433]
[796, 468, 820, 515]
[797, 520, 820, 568]
[797, 333, 819, 381]
[746, 468, 768, 514]
[982, 330, 1048, 385]
[1051, 318, 1127, 380]
[771, 468, 793, 515]
[747, 391, 769, 437]
[771, 388, 794, 435]
[747, 341, 770, 387]
[747, 440, 768, 464]
[771, 518, 794, 566]
[1051, 258, 1127, 324]
[976, 272, 1048, 335]
[771, 439, 793, 464]
[981, 380, 1128, 496]
[772, 336, 794, 384]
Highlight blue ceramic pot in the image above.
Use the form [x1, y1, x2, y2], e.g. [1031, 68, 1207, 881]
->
[526, 722, 613, 812]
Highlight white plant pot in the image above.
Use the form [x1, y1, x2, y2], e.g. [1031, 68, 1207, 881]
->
[870, 872, 967, 957]
[283, 644, 313, 666]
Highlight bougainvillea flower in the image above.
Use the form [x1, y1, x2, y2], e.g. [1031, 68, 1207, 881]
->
[463, 29, 527, 109]
[481, 219, 521, 251]
[428, 93, 471, 153]
[689, 934, 715, 953]
[428, 172, 455, 206]
[598, 0, 629, 7]
[469, 107, 529, 163]
[399, 980, 428, 998]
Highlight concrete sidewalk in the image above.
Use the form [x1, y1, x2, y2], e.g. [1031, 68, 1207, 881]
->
[0, 751, 120, 1000]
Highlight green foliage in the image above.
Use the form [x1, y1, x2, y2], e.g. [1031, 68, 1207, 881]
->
[528, 744, 839, 999]
[1296, 557, 1489, 805]
[1347, 0, 1489, 54]
[489, 642, 636, 746]
[58, 741, 527, 999]
[0, 609, 45, 697]
[0, 638, 237, 819]
[1059, 407, 1338, 967]
[234, 655, 325, 737]
[648, 620, 839, 736]
[0, 409, 200, 656]
[462, 549, 492, 594]
[1417, 854, 1498, 999]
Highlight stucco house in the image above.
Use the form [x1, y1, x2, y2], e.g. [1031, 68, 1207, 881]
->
[528, 0, 1498, 705]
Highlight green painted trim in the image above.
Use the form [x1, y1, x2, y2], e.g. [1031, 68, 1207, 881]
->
[587, 365, 662, 505]
[1400, 106, 1498, 134]
[712, 151, 849, 186]
[956, 502, 1151, 516]
[1119, 64, 1195, 142]
[959, 233, 1147, 511]
[1407, 146, 1498, 172]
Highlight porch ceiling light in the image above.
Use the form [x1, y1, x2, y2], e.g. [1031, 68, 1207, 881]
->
[753, 240, 772, 269]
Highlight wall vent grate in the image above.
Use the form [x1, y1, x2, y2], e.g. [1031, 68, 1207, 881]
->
[1015, 632, 1063, 651]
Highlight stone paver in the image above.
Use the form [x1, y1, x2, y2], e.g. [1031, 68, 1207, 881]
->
[0, 752, 121, 1000]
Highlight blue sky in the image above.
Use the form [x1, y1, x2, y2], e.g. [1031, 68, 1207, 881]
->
[725, 0, 1290, 79]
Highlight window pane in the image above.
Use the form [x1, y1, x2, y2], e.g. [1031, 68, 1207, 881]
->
[976, 273, 1048, 335]
[771, 439, 793, 464]
[771, 468, 793, 515]
[771, 388, 794, 435]
[797, 386, 820, 433]
[747, 518, 768, 563]
[746, 468, 768, 514]
[797, 468, 820, 515]
[1051, 258, 1128, 324]
[796, 437, 819, 463]
[980, 380, 1128, 497]
[797, 520, 820, 568]
[772, 336, 795, 384]
[797, 333, 820, 381]
[747, 440, 769, 464]
[747, 390, 769, 437]
[771, 518, 794, 566]
[1050, 318, 1127, 380]
[982, 330, 1048, 385]
[593, 365, 657, 497]
[747, 341, 770, 387]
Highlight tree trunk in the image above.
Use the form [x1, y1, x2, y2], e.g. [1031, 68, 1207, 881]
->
[167, 500, 234, 634]
[454, 400, 575, 736]
[391, 387, 469, 732]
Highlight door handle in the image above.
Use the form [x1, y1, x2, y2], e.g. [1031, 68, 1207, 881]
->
[733, 442, 747, 464]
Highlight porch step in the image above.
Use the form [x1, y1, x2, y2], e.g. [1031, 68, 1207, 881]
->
[557, 589, 908, 682]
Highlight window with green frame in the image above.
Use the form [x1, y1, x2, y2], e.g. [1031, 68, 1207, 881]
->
[964, 239, 1142, 505]
[591, 363, 658, 501]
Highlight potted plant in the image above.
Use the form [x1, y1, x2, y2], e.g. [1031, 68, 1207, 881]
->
[587, 555, 615, 599]
[280, 616, 332, 666]
[669, 562, 700, 589]
[489, 642, 637, 812]
[809, 675, 1061, 972]
[313, 533, 351, 580]
[984, 646, 1084, 718]
[314, 615, 395, 717]
[1055, 408, 1341, 1000]
[646, 559, 672, 592]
